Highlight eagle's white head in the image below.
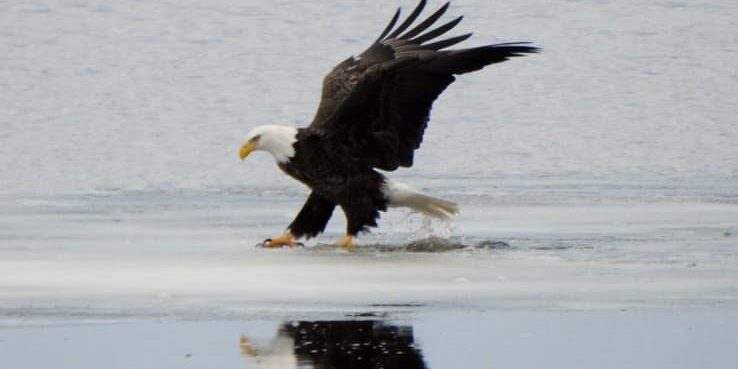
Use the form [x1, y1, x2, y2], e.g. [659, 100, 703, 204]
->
[239, 125, 298, 163]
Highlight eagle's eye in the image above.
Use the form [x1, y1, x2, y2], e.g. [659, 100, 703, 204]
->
[250, 134, 261, 143]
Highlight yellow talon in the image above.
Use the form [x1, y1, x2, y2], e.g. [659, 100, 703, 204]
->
[336, 235, 354, 249]
[239, 336, 258, 357]
[261, 232, 300, 248]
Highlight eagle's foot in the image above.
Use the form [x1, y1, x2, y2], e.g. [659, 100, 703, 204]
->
[260, 232, 302, 248]
[336, 235, 354, 250]
[239, 336, 257, 357]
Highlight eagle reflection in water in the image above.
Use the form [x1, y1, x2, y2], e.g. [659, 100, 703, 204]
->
[240, 320, 427, 369]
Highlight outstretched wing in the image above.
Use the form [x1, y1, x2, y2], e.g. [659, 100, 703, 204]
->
[310, 0, 465, 125]
[307, 0, 538, 170]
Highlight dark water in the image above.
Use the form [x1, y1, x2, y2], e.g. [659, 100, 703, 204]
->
[3, 310, 738, 369]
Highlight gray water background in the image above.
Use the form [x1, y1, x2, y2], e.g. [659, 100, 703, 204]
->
[2, 0, 737, 194]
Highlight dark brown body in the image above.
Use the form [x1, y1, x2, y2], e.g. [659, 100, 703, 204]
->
[278, 129, 388, 238]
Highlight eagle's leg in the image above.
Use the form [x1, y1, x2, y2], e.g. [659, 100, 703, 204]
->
[336, 234, 354, 249]
[285, 192, 336, 244]
[261, 231, 300, 248]
[337, 196, 383, 250]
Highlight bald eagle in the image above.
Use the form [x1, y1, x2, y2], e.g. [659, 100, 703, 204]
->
[239, 0, 538, 249]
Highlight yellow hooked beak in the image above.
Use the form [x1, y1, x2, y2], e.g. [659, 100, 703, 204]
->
[239, 142, 256, 160]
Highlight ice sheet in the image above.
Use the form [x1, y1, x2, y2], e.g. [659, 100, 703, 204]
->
[1, 191, 736, 326]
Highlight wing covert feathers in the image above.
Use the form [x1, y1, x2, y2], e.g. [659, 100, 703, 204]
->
[308, 1, 539, 171]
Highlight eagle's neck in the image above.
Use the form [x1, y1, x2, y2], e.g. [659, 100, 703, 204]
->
[259, 125, 298, 163]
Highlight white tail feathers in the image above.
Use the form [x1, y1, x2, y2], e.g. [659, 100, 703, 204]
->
[382, 181, 459, 220]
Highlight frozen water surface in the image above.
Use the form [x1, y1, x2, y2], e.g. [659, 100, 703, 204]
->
[1, 0, 738, 367]
[1, 188, 736, 322]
